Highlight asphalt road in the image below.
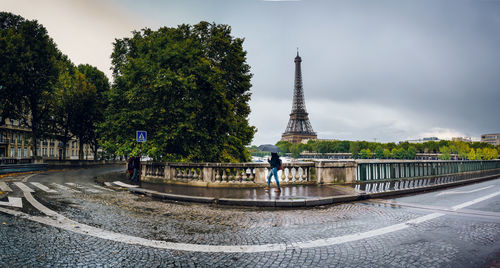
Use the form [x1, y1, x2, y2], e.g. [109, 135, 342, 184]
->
[0, 167, 499, 267]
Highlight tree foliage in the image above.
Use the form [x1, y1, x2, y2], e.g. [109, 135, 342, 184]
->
[77, 64, 110, 160]
[359, 149, 373, 159]
[102, 22, 255, 162]
[0, 12, 60, 156]
[50, 56, 79, 159]
[438, 146, 451, 160]
[268, 139, 498, 160]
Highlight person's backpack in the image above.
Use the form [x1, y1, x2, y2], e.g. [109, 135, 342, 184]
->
[127, 159, 133, 170]
[279, 159, 283, 170]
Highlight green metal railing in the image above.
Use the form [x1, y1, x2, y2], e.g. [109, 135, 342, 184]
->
[356, 160, 500, 181]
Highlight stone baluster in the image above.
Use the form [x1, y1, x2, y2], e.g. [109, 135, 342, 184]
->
[242, 169, 248, 182]
[215, 168, 221, 182]
[235, 168, 241, 182]
[222, 169, 227, 182]
[164, 164, 171, 180]
[249, 168, 255, 182]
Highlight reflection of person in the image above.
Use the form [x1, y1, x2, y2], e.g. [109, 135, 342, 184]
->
[266, 152, 281, 192]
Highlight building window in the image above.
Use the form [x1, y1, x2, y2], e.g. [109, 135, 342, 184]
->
[42, 148, 47, 156]
[50, 148, 54, 157]
[24, 148, 28, 157]
[0, 131, 4, 143]
[17, 147, 21, 158]
[10, 147, 15, 157]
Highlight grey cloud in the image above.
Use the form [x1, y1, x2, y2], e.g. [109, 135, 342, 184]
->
[6, 0, 499, 145]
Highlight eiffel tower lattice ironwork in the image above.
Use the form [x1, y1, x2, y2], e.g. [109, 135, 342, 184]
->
[281, 51, 317, 143]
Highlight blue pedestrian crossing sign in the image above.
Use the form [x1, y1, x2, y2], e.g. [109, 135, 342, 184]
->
[136, 131, 147, 142]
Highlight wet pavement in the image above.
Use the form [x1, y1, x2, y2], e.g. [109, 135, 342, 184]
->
[1, 167, 499, 267]
[139, 182, 350, 200]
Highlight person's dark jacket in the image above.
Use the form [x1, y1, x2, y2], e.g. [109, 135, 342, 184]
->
[268, 154, 281, 169]
[132, 157, 141, 169]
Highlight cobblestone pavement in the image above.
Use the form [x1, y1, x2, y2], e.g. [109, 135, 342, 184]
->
[0, 168, 499, 267]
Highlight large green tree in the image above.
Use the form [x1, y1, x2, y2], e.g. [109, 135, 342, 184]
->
[68, 72, 97, 160]
[0, 12, 59, 156]
[102, 22, 255, 162]
[77, 64, 110, 160]
[50, 56, 78, 159]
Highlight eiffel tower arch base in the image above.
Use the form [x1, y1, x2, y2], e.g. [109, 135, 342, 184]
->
[281, 133, 317, 144]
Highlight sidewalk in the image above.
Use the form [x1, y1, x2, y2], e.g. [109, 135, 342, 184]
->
[108, 180, 359, 207]
[105, 172, 500, 208]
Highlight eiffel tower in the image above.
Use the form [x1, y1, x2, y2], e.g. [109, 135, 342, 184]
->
[281, 51, 317, 143]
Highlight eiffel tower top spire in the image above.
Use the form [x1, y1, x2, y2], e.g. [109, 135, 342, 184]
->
[281, 51, 317, 144]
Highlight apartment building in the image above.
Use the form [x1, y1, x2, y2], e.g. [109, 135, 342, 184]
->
[481, 133, 500, 146]
[0, 119, 94, 160]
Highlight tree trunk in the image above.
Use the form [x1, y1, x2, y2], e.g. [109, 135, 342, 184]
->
[32, 136, 38, 158]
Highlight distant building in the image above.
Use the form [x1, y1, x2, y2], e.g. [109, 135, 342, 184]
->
[481, 133, 500, 146]
[0, 118, 95, 160]
[0, 119, 31, 158]
[451, 137, 472, 143]
[404, 137, 441, 144]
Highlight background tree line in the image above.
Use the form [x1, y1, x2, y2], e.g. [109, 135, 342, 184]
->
[1, 12, 254, 162]
[272, 140, 499, 160]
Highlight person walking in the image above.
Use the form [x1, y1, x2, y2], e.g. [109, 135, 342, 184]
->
[266, 152, 282, 192]
[127, 156, 134, 181]
[131, 154, 142, 183]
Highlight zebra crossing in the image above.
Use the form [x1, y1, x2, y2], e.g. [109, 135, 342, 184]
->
[0, 181, 117, 209]
[0, 180, 136, 209]
[2, 181, 114, 196]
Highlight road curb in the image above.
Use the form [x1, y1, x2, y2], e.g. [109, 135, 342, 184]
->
[126, 174, 500, 208]
[129, 187, 215, 203]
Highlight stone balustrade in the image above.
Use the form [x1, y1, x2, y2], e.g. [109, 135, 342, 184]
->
[142, 161, 352, 186]
[141, 160, 500, 187]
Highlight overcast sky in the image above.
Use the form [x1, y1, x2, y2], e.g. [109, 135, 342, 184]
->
[3, 0, 500, 145]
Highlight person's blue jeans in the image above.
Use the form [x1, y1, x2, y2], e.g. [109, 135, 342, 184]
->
[267, 167, 280, 188]
[132, 168, 139, 182]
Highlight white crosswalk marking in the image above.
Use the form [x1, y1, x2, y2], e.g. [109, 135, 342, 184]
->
[436, 185, 494, 196]
[0, 181, 12, 192]
[30, 182, 58, 193]
[0, 197, 22, 208]
[113, 181, 139, 188]
[51, 183, 80, 193]
[65, 182, 102, 193]
[13, 182, 34, 193]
